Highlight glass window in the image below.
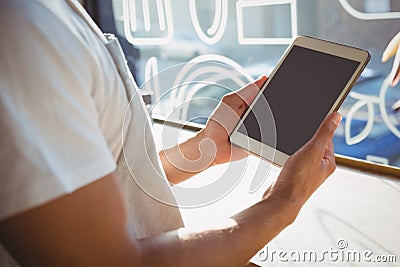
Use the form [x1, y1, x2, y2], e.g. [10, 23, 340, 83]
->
[109, 0, 400, 169]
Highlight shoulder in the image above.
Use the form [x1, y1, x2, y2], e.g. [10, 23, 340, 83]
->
[0, 1, 63, 37]
[0, 0, 91, 60]
[0, 1, 117, 222]
[0, 0, 95, 93]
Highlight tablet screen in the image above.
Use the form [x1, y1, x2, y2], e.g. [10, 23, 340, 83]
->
[238, 45, 360, 155]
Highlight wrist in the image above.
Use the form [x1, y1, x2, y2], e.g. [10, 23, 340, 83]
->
[232, 191, 303, 249]
[262, 189, 304, 226]
[193, 130, 219, 167]
[177, 131, 215, 172]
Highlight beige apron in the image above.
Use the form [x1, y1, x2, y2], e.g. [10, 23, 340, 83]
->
[65, 0, 184, 239]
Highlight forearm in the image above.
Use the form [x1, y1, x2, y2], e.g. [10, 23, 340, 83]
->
[159, 130, 213, 184]
[138, 194, 301, 267]
[2, 173, 295, 267]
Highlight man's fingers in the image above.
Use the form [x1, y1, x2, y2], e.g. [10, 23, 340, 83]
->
[311, 112, 342, 150]
[327, 139, 334, 154]
[235, 75, 268, 105]
[323, 140, 335, 160]
[323, 140, 337, 174]
[254, 75, 268, 88]
[215, 75, 267, 129]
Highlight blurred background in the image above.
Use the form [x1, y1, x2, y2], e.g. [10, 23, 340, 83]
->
[86, 0, 400, 169]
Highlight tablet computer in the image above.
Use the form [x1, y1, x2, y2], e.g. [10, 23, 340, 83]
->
[230, 36, 370, 167]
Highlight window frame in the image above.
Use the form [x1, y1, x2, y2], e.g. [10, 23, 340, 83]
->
[84, 0, 400, 178]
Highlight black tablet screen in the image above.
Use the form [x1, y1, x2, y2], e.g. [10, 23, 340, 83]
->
[238, 45, 360, 155]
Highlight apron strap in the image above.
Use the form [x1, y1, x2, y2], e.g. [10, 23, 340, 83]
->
[65, 0, 109, 44]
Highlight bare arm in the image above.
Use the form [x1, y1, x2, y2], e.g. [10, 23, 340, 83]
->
[159, 131, 208, 184]
[0, 172, 296, 267]
[0, 112, 341, 267]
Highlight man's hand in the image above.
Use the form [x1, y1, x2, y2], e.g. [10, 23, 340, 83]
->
[200, 75, 268, 165]
[160, 76, 267, 184]
[264, 112, 342, 207]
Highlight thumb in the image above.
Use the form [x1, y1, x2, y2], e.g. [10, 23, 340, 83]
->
[235, 75, 268, 105]
[254, 75, 268, 89]
[310, 112, 342, 150]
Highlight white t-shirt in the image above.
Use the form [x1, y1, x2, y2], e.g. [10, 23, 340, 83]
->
[0, 0, 183, 265]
